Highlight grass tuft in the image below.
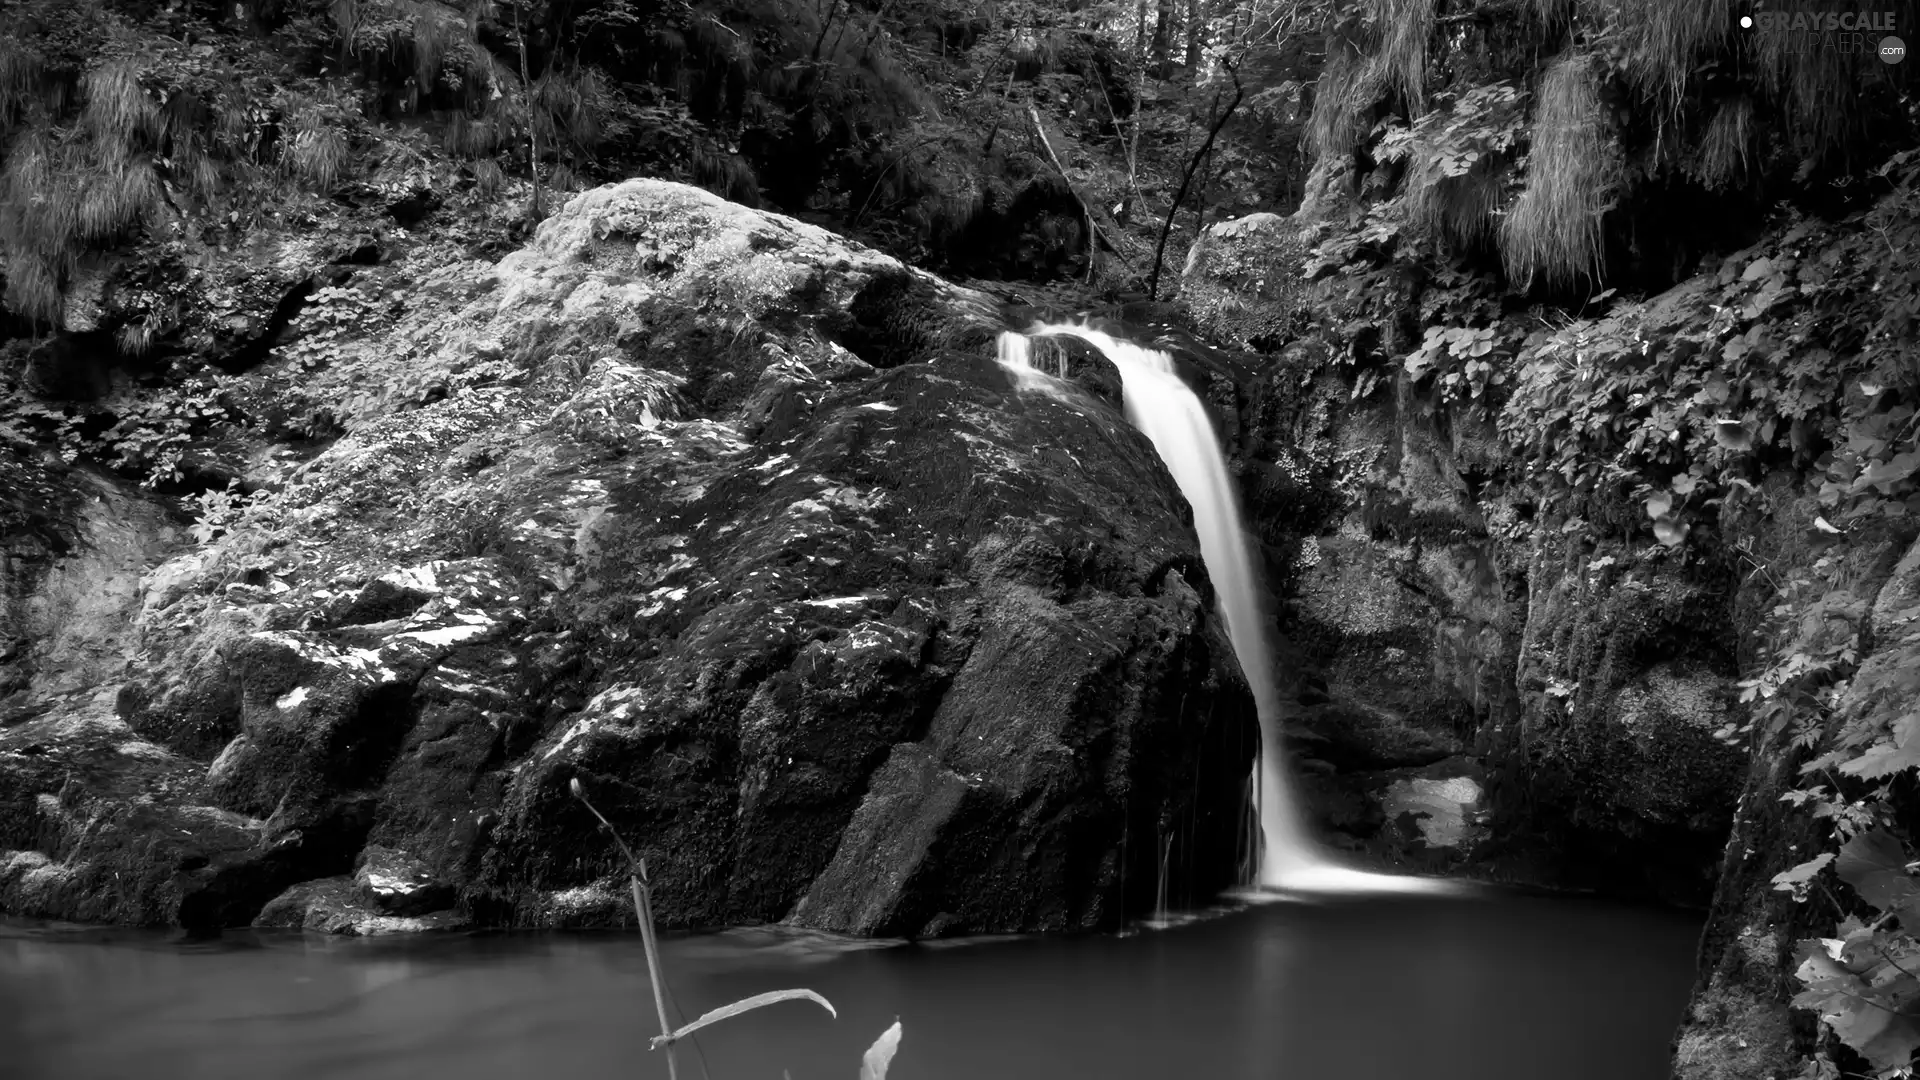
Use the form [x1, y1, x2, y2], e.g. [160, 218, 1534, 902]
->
[470, 157, 505, 196]
[1501, 53, 1617, 290]
[279, 97, 351, 191]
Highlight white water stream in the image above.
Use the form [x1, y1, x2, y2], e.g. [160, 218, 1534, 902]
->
[998, 324, 1446, 896]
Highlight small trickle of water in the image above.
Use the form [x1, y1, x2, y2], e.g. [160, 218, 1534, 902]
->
[996, 323, 1450, 898]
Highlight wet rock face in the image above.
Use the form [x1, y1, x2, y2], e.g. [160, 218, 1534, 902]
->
[1485, 539, 1746, 903]
[0, 179, 1256, 936]
[1185, 216, 1745, 895]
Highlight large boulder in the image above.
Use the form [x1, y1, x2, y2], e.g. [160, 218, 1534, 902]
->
[0, 179, 1257, 936]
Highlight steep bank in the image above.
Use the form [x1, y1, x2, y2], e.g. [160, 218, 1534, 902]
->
[0, 179, 1257, 936]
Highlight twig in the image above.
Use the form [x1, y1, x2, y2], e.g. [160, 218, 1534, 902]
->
[632, 872, 681, 1080]
[572, 779, 678, 1080]
[1146, 59, 1243, 299]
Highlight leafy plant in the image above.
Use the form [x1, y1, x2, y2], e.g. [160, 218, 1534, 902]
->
[1403, 323, 1510, 411]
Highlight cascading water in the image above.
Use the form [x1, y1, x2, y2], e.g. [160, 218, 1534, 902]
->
[998, 324, 1445, 896]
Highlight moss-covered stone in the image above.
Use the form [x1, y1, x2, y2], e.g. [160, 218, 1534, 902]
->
[0, 180, 1255, 938]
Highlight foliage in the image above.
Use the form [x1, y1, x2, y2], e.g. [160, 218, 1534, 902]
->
[569, 779, 903, 1080]
[0, 372, 236, 488]
[1490, 147, 1920, 1077]
[1403, 323, 1509, 412]
[1501, 151, 1920, 532]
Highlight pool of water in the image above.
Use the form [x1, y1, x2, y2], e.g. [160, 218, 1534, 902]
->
[1, 889, 1700, 1080]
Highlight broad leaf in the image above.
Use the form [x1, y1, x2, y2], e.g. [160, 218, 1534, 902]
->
[1836, 831, 1920, 924]
[1840, 712, 1920, 780]
[1772, 852, 1835, 892]
[1860, 452, 1920, 489]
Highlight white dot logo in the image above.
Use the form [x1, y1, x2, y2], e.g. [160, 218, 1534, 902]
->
[1883, 35, 1908, 63]
[1740, 14, 1753, 27]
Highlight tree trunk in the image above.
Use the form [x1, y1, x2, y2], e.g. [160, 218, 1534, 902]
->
[1185, 0, 1205, 71]
[514, 0, 543, 222]
[1150, 0, 1172, 73]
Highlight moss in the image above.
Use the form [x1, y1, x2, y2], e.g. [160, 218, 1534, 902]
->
[1672, 978, 1800, 1080]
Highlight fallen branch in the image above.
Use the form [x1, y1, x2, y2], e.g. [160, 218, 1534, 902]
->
[1027, 106, 1132, 272]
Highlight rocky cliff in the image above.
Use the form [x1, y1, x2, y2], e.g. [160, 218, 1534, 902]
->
[0, 179, 1258, 937]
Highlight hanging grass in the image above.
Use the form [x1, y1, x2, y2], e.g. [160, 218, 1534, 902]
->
[1606, 0, 1733, 113]
[1501, 53, 1617, 290]
[532, 66, 613, 151]
[331, 0, 487, 102]
[447, 109, 505, 156]
[0, 39, 49, 125]
[1750, 4, 1876, 162]
[79, 59, 163, 153]
[470, 156, 505, 196]
[691, 141, 760, 205]
[1688, 96, 1755, 190]
[0, 56, 170, 325]
[1409, 155, 1509, 251]
[76, 152, 162, 240]
[1527, 0, 1576, 27]
[1371, 0, 1435, 114]
[1306, 33, 1388, 163]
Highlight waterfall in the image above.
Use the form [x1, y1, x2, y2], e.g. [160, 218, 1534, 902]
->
[998, 323, 1445, 896]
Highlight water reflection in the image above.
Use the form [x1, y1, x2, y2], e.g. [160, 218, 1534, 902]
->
[1, 891, 1698, 1080]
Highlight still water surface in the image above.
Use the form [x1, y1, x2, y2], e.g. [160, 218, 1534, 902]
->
[2, 890, 1699, 1080]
